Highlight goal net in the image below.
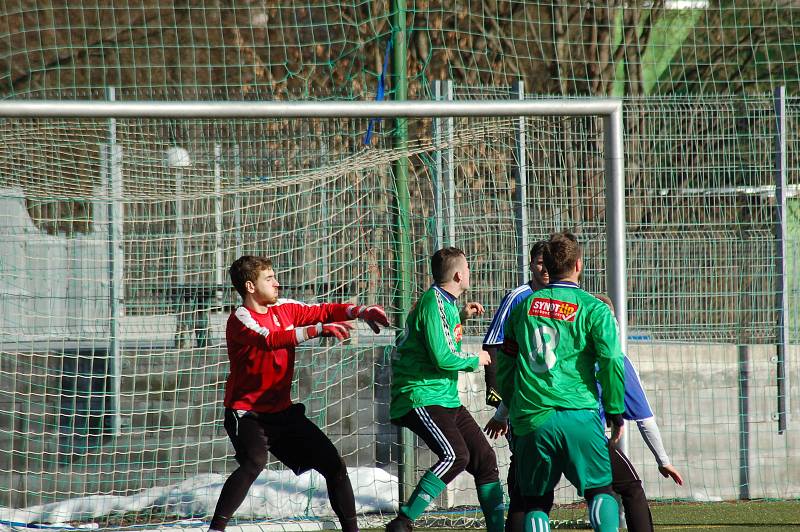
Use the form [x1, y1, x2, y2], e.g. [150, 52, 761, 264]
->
[0, 100, 623, 530]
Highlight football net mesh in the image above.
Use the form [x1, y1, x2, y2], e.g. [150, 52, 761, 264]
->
[1, 97, 798, 530]
[0, 108, 612, 529]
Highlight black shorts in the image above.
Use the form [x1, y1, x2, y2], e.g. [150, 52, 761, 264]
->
[224, 403, 342, 475]
[394, 404, 499, 485]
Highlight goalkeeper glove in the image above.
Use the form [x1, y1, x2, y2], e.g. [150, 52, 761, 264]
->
[348, 304, 390, 333]
[301, 322, 354, 342]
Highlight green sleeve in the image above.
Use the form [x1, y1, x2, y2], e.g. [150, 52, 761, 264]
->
[592, 306, 626, 415]
[420, 298, 479, 372]
[496, 318, 518, 402]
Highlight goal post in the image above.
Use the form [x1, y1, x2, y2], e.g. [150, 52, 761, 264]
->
[0, 98, 625, 529]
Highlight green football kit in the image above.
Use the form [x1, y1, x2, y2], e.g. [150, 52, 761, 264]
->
[497, 280, 625, 530]
[390, 285, 480, 419]
[388, 284, 504, 532]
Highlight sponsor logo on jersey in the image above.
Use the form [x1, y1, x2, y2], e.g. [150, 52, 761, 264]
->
[528, 298, 579, 322]
[454, 323, 463, 343]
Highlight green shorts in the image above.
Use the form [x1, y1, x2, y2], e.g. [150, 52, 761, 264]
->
[513, 409, 612, 497]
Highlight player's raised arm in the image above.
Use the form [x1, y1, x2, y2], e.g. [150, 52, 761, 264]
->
[280, 300, 389, 334]
[280, 300, 353, 325]
[460, 301, 484, 321]
[227, 306, 304, 349]
[227, 306, 354, 350]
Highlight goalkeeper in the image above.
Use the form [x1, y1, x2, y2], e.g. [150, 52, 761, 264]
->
[385, 247, 504, 532]
[498, 231, 625, 532]
[208, 255, 389, 532]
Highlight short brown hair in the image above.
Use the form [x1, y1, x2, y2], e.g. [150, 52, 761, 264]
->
[530, 240, 547, 262]
[431, 247, 466, 284]
[229, 255, 273, 299]
[542, 231, 581, 280]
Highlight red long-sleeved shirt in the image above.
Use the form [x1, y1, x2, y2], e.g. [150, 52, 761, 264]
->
[224, 299, 354, 413]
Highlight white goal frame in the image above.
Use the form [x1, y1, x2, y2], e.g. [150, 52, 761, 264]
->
[0, 99, 628, 487]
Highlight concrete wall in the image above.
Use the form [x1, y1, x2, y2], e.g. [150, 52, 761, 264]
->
[446, 340, 800, 508]
[1, 328, 799, 509]
[0, 187, 110, 339]
[2, 187, 799, 508]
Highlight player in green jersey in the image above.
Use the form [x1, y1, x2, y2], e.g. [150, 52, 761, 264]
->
[482, 240, 550, 532]
[497, 231, 626, 532]
[386, 247, 504, 532]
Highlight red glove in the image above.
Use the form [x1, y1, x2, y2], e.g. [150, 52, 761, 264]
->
[304, 321, 354, 341]
[349, 305, 390, 333]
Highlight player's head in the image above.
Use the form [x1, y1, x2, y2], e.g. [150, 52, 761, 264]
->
[431, 247, 470, 291]
[594, 293, 615, 315]
[542, 231, 582, 281]
[529, 240, 550, 289]
[229, 255, 280, 304]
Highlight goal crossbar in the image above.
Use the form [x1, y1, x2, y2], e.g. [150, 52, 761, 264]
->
[0, 99, 621, 118]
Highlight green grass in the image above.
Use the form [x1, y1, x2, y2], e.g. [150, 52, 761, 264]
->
[651, 500, 800, 530]
[372, 500, 800, 531]
[657, 528, 798, 531]
[547, 499, 800, 529]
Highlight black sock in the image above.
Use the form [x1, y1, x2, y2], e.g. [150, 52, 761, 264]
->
[208, 513, 230, 532]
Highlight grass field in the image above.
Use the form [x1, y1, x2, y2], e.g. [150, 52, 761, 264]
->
[648, 500, 800, 531]
[380, 500, 800, 531]
[550, 500, 800, 530]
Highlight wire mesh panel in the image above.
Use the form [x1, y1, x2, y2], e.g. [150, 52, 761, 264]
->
[2, 0, 800, 529]
[0, 96, 798, 531]
[4, 2, 800, 100]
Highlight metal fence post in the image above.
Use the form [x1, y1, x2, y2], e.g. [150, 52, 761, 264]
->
[774, 85, 789, 434]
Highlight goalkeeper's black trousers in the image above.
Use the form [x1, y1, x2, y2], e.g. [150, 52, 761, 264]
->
[209, 405, 358, 532]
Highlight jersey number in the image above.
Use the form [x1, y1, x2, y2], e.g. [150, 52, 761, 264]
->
[529, 325, 559, 373]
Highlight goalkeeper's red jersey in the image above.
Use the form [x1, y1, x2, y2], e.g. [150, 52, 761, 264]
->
[224, 299, 353, 413]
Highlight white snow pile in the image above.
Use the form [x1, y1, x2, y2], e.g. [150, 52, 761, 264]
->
[0, 467, 398, 530]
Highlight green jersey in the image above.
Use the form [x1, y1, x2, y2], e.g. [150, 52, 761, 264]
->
[390, 285, 480, 419]
[497, 282, 625, 435]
